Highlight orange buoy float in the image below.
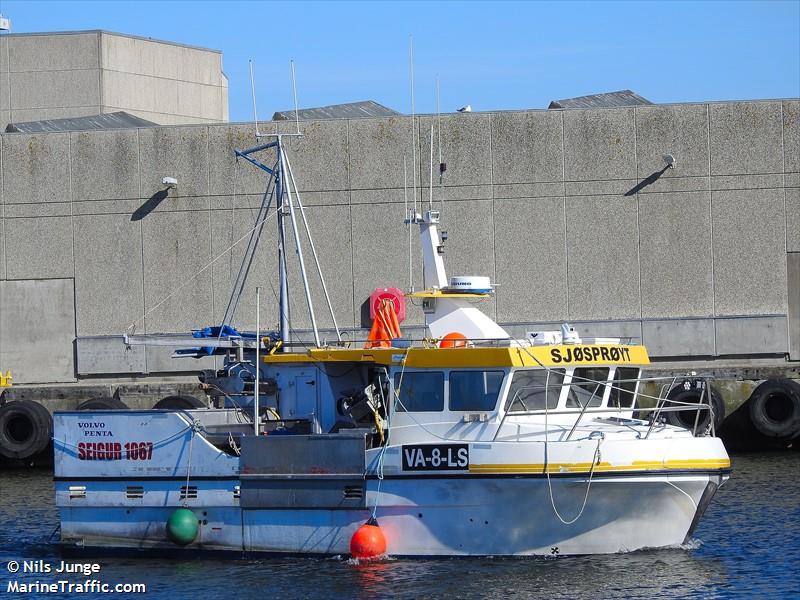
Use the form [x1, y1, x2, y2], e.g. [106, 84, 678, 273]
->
[350, 516, 387, 560]
[439, 331, 468, 348]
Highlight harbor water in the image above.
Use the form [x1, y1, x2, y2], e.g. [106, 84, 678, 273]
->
[1, 452, 798, 599]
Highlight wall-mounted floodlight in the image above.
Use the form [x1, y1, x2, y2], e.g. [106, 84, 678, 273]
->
[162, 176, 177, 189]
[663, 154, 676, 169]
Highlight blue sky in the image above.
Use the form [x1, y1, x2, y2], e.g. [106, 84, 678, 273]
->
[1, 0, 798, 120]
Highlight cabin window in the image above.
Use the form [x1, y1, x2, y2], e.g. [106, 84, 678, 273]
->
[566, 368, 609, 408]
[610, 367, 639, 408]
[393, 372, 445, 412]
[449, 370, 505, 411]
[505, 369, 565, 412]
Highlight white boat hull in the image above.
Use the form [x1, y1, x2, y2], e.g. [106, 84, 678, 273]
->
[59, 471, 724, 556]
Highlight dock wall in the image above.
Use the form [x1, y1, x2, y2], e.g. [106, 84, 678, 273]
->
[0, 99, 798, 384]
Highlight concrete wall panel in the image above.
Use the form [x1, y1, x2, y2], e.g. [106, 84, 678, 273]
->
[9, 70, 100, 110]
[141, 204, 213, 332]
[102, 69, 178, 115]
[70, 129, 140, 202]
[178, 46, 223, 86]
[210, 201, 280, 331]
[787, 187, 800, 253]
[208, 124, 271, 196]
[715, 316, 788, 355]
[76, 336, 145, 375]
[5, 216, 73, 279]
[494, 197, 568, 323]
[642, 319, 715, 357]
[417, 113, 492, 188]
[784, 100, 800, 174]
[348, 116, 413, 190]
[8, 33, 99, 71]
[176, 80, 224, 120]
[635, 104, 709, 178]
[138, 126, 209, 198]
[639, 191, 713, 317]
[2, 133, 70, 203]
[73, 213, 144, 336]
[491, 111, 563, 185]
[284, 204, 355, 332]
[279, 120, 350, 193]
[789, 253, 800, 360]
[0, 278, 76, 384]
[0, 38, 8, 113]
[709, 101, 783, 176]
[570, 320, 643, 343]
[102, 34, 179, 80]
[712, 188, 787, 315]
[351, 202, 424, 328]
[0, 137, 4, 280]
[564, 108, 635, 182]
[566, 195, 640, 320]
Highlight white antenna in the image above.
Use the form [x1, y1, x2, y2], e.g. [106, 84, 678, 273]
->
[404, 156, 413, 291]
[249, 60, 262, 137]
[409, 35, 418, 216]
[290, 59, 300, 135]
[436, 76, 445, 217]
[428, 124, 434, 210]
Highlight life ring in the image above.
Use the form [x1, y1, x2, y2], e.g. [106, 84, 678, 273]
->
[153, 395, 206, 410]
[0, 400, 53, 459]
[747, 378, 800, 439]
[77, 396, 129, 410]
[665, 380, 725, 434]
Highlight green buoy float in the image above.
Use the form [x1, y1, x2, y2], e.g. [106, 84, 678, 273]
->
[166, 508, 198, 546]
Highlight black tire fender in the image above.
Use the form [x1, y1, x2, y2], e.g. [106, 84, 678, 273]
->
[153, 395, 206, 410]
[665, 380, 725, 434]
[77, 396, 129, 410]
[747, 378, 800, 439]
[0, 400, 53, 459]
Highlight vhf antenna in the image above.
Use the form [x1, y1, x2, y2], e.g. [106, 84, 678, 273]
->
[290, 59, 300, 135]
[249, 59, 262, 137]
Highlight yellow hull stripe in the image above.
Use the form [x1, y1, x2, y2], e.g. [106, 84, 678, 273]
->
[469, 458, 730, 474]
[264, 344, 650, 368]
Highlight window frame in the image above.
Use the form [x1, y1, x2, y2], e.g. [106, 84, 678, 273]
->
[448, 369, 506, 412]
[393, 370, 446, 413]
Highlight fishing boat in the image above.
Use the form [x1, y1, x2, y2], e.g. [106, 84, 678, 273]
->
[53, 131, 730, 558]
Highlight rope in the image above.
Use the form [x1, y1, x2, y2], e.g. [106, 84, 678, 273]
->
[371, 370, 392, 520]
[182, 420, 200, 508]
[545, 431, 604, 525]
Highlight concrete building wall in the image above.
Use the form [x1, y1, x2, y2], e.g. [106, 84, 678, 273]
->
[0, 98, 798, 384]
[0, 31, 228, 128]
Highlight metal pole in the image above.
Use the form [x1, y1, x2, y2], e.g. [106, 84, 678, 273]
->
[283, 151, 340, 341]
[254, 286, 260, 436]
[280, 149, 321, 347]
[276, 138, 290, 347]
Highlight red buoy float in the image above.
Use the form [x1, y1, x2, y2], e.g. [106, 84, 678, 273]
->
[439, 331, 468, 348]
[350, 516, 386, 560]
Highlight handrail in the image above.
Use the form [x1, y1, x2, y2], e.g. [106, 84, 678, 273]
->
[494, 373, 716, 442]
